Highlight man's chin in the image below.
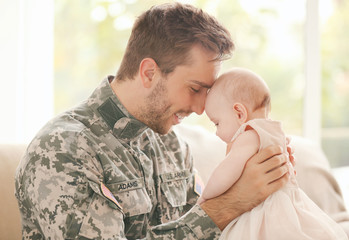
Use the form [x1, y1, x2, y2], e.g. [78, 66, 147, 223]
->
[147, 122, 172, 135]
[155, 126, 172, 135]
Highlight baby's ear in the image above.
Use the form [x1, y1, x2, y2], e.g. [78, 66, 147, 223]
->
[233, 103, 248, 124]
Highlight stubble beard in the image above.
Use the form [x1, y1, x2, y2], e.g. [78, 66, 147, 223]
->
[139, 79, 172, 134]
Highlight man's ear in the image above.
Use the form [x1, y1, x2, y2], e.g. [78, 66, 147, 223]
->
[233, 103, 248, 124]
[139, 58, 158, 88]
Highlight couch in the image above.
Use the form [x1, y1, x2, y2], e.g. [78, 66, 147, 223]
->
[1, 124, 349, 239]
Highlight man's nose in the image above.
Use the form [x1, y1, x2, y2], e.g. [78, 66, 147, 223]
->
[192, 94, 206, 115]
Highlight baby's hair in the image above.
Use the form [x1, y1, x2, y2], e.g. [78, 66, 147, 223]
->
[214, 67, 270, 111]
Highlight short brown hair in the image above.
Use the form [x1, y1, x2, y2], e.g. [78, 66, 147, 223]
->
[116, 2, 234, 81]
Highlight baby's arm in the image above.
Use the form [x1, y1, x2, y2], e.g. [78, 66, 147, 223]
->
[201, 129, 260, 201]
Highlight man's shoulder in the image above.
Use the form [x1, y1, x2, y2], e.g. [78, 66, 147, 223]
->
[26, 107, 104, 157]
[35, 112, 89, 141]
[17, 109, 108, 181]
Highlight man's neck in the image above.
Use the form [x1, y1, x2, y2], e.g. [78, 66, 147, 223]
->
[110, 77, 144, 122]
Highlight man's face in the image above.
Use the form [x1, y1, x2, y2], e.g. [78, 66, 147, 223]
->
[140, 46, 221, 134]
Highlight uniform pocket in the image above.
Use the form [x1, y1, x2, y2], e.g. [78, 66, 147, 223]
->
[78, 193, 125, 239]
[160, 169, 190, 207]
[106, 178, 152, 217]
[64, 181, 125, 239]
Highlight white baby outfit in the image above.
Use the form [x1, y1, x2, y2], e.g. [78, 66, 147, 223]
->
[220, 119, 348, 240]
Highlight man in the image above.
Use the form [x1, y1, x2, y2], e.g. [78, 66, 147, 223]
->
[15, 3, 290, 239]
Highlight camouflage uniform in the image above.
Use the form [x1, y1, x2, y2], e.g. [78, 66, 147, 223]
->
[15, 76, 221, 239]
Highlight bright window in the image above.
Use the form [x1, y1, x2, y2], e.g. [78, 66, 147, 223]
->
[320, 0, 349, 167]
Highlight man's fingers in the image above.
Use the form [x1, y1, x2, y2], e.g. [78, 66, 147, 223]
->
[268, 171, 290, 189]
[265, 162, 289, 183]
[289, 153, 296, 167]
[235, 144, 292, 208]
[262, 153, 288, 173]
[287, 145, 295, 155]
[286, 135, 296, 167]
[250, 145, 283, 164]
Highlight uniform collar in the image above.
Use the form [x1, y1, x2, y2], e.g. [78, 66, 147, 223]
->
[90, 76, 148, 141]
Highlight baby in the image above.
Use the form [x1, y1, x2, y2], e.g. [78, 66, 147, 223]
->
[200, 67, 347, 240]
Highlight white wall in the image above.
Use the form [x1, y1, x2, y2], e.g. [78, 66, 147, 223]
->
[0, 0, 54, 144]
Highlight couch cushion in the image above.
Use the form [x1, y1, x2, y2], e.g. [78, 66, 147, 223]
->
[0, 144, 27, 240]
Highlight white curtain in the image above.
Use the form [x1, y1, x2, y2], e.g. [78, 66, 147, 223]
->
[304, 0, 321, 146]
[0, 0, 54, 144]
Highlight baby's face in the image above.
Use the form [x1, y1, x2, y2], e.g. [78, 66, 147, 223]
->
[205, 90, 240, 143]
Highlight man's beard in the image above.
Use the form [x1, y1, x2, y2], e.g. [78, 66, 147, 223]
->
[139, 79, 172, 134]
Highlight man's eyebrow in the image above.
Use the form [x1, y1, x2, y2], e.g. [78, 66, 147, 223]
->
[189, 80, 213, 89]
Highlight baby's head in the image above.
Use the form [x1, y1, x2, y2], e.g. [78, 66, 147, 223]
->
[205, 67, 270, 143]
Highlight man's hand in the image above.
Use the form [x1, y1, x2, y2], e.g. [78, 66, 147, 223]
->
[200, 145, 289, 230]
[286, 136, 296, 174]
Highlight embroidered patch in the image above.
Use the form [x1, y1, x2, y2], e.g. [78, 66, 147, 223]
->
[114, 178, 144, 193]
[160, 169, 191, 182]
[100, 182, 123, 210]
[194, 173, 205, 196]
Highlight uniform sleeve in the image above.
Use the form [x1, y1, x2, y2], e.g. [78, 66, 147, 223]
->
[15, 131, 128, 239]
[147, 204, 221, 239]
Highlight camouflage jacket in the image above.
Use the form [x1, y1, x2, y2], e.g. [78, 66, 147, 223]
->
[15, 77, 221, 239]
